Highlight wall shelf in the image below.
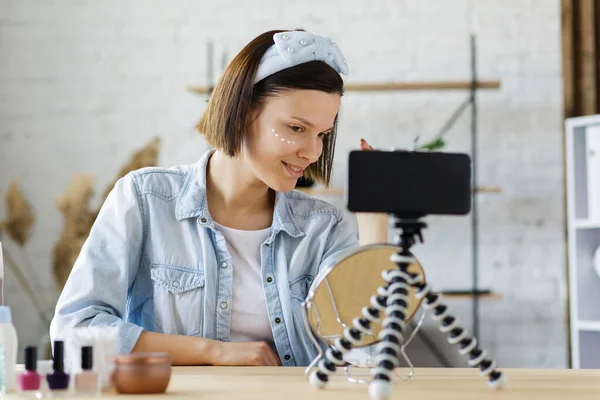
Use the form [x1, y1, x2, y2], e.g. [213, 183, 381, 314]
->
[441, 290, 502, 300]
[473, 185, 503, 193]
[296, 185, 502, 196]
[577, 320, 600, 332]
[187, 85, 212, 94]
[187, 80, 502, 95]
[344, 81, 501, 92]
[574, 219, 600, 229]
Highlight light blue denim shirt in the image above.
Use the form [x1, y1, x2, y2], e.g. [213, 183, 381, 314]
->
[50, 149, 359, 366]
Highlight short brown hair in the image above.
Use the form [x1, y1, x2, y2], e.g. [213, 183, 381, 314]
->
[196, 29, 344, 186]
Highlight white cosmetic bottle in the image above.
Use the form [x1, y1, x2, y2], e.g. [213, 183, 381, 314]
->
[0, 308, 17, 393]
[0, 243, 18, 393]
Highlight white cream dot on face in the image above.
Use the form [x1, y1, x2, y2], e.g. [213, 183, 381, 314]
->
[270, 128, 296, 145]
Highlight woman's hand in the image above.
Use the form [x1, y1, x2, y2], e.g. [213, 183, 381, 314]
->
[210, 341, 282, 366]
[360, 138, 373, 151]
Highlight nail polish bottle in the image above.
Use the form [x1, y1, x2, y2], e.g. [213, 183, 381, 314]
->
[75, 346, 98, 394]
[18, 346, 41, 393]
[47, 340, 70, 394]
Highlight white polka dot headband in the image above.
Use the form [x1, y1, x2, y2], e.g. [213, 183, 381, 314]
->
[254, 31, 349, 84]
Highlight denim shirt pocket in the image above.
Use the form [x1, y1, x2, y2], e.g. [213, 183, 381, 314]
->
[150, 264, 205, 337]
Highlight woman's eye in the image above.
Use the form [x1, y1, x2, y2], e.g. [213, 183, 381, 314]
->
[289, 125, 304, 133]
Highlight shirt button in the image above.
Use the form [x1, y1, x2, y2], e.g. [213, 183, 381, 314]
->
[221, 262, 228, 269]
[220, 302, 228, 309]
[200, 217, 207, 223]
[265, 243, 270, 247]
[275, 317, 281, 324]
[171, 281, 180, 288]
[284, 355, 291, 361]
[266, 277, 273, 283]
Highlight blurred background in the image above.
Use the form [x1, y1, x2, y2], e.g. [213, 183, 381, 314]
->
[1, 0, 599, 368]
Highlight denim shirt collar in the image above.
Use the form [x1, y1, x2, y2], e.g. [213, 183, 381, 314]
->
[175, 149, 304, 239]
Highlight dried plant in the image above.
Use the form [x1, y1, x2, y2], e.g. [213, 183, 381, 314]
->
[52, 175, 96, 289]
[52, 137, 161, 289]
[4, 181, 35, 246]
[0, 181, 50, 334]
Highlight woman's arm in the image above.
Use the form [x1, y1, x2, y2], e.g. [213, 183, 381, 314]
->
[356, 138, 389, 246]
[50, 174, 146, 354]
[133, 331, 282, 366]
[356, 212, 389, 246]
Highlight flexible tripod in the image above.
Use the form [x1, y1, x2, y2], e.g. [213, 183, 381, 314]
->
[308, 215, 507, 400]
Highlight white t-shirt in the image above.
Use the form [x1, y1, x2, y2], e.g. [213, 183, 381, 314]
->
[214, 222, 274, 343]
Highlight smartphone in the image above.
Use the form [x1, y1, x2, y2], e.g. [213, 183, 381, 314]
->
[347, 150, 472, 217]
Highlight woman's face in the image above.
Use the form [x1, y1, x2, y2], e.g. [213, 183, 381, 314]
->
[244, 89, 341, 192]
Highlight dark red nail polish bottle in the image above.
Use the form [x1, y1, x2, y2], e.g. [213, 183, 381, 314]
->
[47, 341, 70, 392]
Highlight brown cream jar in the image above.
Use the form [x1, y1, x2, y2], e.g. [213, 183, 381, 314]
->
[110, 353, 172, 394]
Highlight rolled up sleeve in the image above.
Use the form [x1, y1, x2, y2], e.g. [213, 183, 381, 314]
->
[50, 174, 145, 354]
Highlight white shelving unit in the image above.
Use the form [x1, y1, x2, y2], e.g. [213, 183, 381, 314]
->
[566, 114, 600, 369]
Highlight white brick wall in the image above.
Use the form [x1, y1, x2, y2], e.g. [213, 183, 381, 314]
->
[0, 0, 566, 367]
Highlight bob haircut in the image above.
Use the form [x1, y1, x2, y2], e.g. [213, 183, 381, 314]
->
[196, 29, 345, 186]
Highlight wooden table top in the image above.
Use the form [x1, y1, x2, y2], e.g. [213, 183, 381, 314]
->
[9, 366, 600, 399]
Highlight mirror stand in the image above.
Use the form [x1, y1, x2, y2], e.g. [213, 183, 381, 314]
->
[302, 216, 507, 400]
[302, 277, 427, 385]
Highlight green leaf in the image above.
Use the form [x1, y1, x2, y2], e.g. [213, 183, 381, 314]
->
[418, 138, 446, 151]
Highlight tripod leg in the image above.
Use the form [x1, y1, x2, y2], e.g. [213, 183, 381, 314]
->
[309, 298, 386, 389]
[368, 268, 412, 400]
[414, 281, 507, 390]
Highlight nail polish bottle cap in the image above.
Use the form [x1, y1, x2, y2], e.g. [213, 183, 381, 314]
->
[81, 346, 93, 370]
[25, 346, 38, 371]
[0, 306, 12, 323]
[53, 340, 65, 372]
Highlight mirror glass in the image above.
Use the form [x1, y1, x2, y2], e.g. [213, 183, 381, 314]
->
[305, 244, 426, 348]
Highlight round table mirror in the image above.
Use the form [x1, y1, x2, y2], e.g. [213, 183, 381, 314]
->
[305, 244, 426, 348]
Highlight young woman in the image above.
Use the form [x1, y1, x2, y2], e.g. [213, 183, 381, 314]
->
[50, 29, 374, 367]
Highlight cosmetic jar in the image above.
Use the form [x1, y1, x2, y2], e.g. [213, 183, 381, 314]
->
[110, 353, 171, 394]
